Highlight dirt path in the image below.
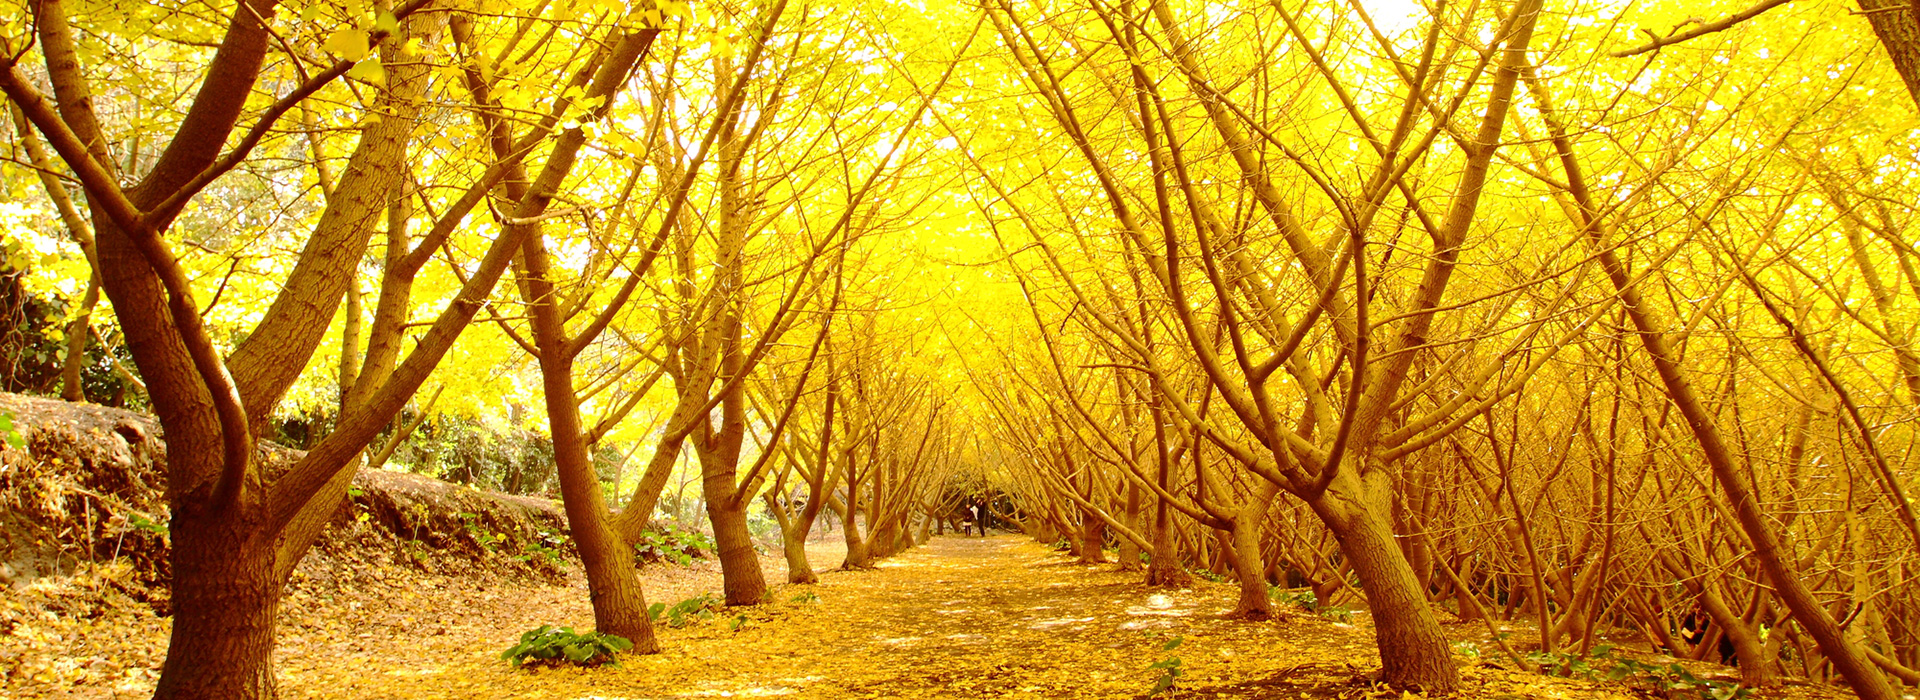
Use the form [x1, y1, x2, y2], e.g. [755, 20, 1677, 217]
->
[28, 532, 1829, 699]
[268, 535, 1653, 699]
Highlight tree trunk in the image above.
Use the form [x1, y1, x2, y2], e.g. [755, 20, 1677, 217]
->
[781, 521, 818, 584]
[1078, 513, 1109, 564]
[1704, 588, 1771, 687]
[1311, 470, 1457, 692]
[706, 497, 768, 604]
[1229, 482, 1278, 619]
[1857, 0, 1920, 109]
[842, 498, 873, 569]
[1145, 423, 1188, 587]
[60, 278, 99, 401]
[152, 515, 278, 700]
[537, 355, 658, 647]
[1145, 508, 1188, 586]
[1529, 45, 1901, 700]
[490, 25, 663, 648]
[1117, 482, 1142, 571]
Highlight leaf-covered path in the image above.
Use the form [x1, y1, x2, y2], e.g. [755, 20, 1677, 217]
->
[268, 535, 1668, 700]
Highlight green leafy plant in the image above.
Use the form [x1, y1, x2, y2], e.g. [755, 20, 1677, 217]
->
[1453, 641, 1483, 661]
[633, 525, 714, 566]
[1147, 635, 1185, 696]
[746, 510, 781, 545]
[1187, 568, 1225, 583]
[647, 593, 721, 628]
[500, 626, 632, 668]
[1318, 605, 1354, 623]
[1605, 655, 1754, 700]
[1270, 587, 1318, 610]
[1268, 587, 1351, 621]
[457, 512, 504, 553]
[514, 527, 566, 565]
[1, 411, 24, 451]
[128, 512, 169, 536]
[789, 591, 820, 604]
[1528, 645, 1612, 681]
[1523, 645, 1751, 700]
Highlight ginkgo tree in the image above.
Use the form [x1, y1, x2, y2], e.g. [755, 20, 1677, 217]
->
[1, 0, 660, 696]
[5, 0, 1920, 696]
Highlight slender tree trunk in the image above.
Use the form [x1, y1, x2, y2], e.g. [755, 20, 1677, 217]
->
[842, 485, 873, 569]
[61, 278, 99, 401]
[1229, 481, 1279, 619]
[1534, 72, 1902, 697]
[1145, 419, 1187, 587]
[1078, 514, 1109, 564]
[472, 19, 662, 644]
[1117, 482, 1143, 570]
[536, 354, 658, 646]
[781, 520, 818, 583]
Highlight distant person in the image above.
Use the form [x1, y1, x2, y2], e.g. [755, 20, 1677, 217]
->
[969, 504, 982, 536]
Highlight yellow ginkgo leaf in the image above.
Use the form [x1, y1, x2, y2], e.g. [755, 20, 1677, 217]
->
[325, 27, 371, 62]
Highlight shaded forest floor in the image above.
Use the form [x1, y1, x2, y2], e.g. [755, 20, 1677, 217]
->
[12, 534, 1858, 699]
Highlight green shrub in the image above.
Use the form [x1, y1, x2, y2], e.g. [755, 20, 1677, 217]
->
[647, 593, 721, 628]
[1268, 586, 1354, 622]
[501, 626, 632, 668]
[1605, 655, 1754, 700]
[1270, 587, 1317, 610]
[1526, 645, 1753, 700]
[634, 526, 714, 566]
[514, 526, 566, 565]
[457, 512, 504, 553]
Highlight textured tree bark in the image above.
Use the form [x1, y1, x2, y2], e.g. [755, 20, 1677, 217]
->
[1857, 0, 1920, 109]
[1701, 584, 1771, 687]
[152, 520, 280, 700]
[1144, 407, 1189, 587]
[1077, 509, 1109, 564]
[534, 350, 658, 646]
[1309, 470, 1456, 692]
[6, 1, 564, 694]
[693, 370, 770, 604]
[706, 497, 769, 604]
[1228, 481, 1278, 619]
[779, 515, 819, 584]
